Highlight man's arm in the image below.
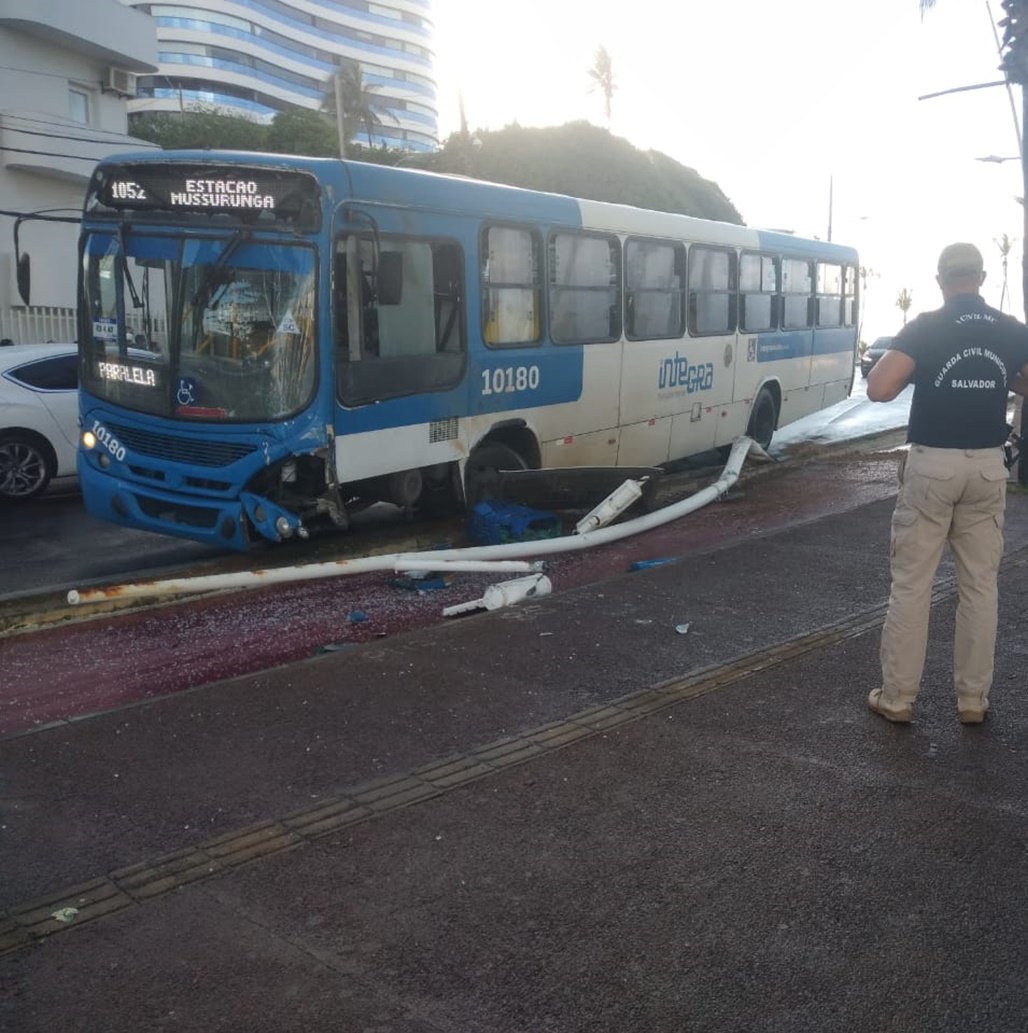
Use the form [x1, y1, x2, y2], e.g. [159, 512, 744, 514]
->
[1011, 361, 1028, 397]
[867, 349, 915, 402]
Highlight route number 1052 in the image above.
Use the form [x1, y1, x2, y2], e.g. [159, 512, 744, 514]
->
[480, 365, 541, 396]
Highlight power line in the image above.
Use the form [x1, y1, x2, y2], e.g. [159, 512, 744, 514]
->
[0, 144, 107, 162]
[0, 62, 121, 82]
[1, 112, 149, 136]
[1, 124, 155, 148]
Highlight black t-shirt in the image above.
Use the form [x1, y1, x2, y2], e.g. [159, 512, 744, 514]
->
[891, 293, 1028, 448]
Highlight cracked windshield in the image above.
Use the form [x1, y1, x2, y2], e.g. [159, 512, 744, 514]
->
[80, 233, 316, 421]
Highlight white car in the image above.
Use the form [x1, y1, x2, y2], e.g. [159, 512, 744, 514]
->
[0, 343, 79, 500]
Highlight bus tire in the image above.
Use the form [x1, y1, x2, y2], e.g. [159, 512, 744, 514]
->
[464, 442, 527, 509]
[747, 387, 777, 451]
[417, 462, 462, 516]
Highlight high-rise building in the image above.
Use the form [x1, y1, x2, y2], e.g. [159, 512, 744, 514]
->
[123, 1, 438, 152]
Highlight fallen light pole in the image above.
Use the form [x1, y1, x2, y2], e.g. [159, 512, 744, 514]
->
[66, 436, 757, 606]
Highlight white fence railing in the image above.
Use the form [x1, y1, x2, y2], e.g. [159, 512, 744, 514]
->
[0, 307, 77, 345]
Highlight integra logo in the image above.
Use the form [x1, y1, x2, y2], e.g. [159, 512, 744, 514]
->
[658, 352, 714, 392]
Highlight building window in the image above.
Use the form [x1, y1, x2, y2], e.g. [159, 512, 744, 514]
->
[69, 88, 90, 125]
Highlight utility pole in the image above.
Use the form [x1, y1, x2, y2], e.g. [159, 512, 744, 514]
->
[996, 0, 1028, 482]
[334, 72, 347, 160]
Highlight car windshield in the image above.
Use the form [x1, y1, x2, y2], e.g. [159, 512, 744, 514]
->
[79, 231, 317, 421]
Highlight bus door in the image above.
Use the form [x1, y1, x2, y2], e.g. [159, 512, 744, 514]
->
[536, 229, 623, 467]
[666, 244, 735, 459]
[618, 237, 684, 466]
[738, 254, 815, 428]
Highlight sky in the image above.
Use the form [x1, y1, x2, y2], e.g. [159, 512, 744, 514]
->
[430, 0, 1027, 342]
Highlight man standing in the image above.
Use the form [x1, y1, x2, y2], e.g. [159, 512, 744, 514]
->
[866, 242, 1028, 724]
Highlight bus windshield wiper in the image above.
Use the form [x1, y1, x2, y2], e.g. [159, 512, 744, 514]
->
[190, 228, 250, 313]
[118, 221, 142, 310]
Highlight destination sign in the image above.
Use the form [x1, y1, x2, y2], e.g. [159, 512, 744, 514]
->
[90, 164, 321, 229]
[107, 176, 276, 211]
[96, 359, 160, 389]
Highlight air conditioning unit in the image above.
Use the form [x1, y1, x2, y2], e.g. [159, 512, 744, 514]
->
[104, 67, 137, 97]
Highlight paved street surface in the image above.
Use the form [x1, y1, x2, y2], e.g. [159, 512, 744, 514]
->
[4, 474, 1028, 1031]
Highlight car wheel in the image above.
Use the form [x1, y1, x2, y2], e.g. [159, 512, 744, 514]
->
[0, 431, 53, 501]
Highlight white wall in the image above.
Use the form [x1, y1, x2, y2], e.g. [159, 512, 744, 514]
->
[0, 0, 158, 338]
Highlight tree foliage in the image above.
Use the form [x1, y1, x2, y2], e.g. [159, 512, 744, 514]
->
[129, 112, 743, 224]
[265, 108, 337, 157]
[130, 108, 268, 151]
[322, 60, 397, 149]
[131, 106, 342, 157]
[429, 122, 743, 224]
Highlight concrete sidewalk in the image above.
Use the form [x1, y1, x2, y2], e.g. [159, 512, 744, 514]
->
[4, 488, 1028, 1032]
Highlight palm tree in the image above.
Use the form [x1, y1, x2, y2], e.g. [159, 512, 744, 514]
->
[896, 287, 914, 324]
[587, 46, 617, 124]
[322, 60, 397, 155]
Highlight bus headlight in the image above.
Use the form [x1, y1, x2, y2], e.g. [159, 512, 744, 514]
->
[82, 430, 96, 450]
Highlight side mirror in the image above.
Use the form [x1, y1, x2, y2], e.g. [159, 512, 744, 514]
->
[377, 250, 403, 306]
[16, 252, 30, 306]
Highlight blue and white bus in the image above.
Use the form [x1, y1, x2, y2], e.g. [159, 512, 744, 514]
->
[74, 151, 858, 550]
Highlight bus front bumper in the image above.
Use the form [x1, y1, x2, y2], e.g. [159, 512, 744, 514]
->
[79, 466, 256, 551]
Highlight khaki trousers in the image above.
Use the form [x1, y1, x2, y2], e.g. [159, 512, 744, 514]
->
[880, 445, 1008, 709]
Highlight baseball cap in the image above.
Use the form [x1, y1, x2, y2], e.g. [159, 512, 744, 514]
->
[937, 242, 984, 280]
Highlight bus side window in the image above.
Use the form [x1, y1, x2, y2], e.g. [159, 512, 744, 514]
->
[816, 262, 843, 327]
[336, 235, 466, 405]
[625, 238, 685, 340]
[688, 245, 737, 336]
[481, 224, 541, 347]
[739, 252, 778, 333]
[843, 264, 858, 327]
[548, 231, 621, 344]
[781, 257, 813, 330]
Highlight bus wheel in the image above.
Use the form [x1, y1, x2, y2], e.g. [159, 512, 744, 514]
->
[417, 462, 462, 516]
[464, 442, 527, 508]
[747, 388, 777, 451]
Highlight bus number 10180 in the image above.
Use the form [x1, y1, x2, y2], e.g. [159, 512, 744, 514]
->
[480, 365, 541, 396]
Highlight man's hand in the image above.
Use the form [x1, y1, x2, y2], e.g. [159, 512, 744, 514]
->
[867, 349, 915, 402]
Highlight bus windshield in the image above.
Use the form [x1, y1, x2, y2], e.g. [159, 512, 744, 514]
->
[80, 231, 317, 421]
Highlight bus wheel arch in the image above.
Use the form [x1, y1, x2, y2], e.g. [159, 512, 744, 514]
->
[747, 383, 780, 450]
[463, 425, 539, 508]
